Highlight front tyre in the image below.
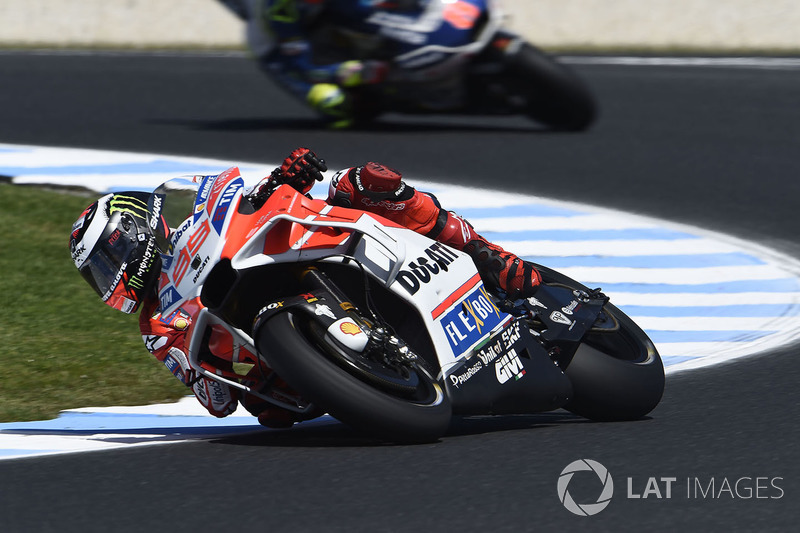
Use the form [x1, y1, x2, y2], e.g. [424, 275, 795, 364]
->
[255, 311, 451, 443]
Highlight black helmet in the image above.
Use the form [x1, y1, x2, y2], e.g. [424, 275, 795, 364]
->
[69, 192, 163, 314]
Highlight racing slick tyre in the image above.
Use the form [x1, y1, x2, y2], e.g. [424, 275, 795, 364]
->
[255, 310, 452, 443]
[565, 302, 665, 421]
[504, 42, 597, 131]
[533, 264, 665, 421]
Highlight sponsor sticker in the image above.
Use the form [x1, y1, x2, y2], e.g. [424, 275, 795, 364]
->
[440, 286, 508, 356]
[315, 304, 337, 320]
[550, 311, 573, 326]
[339, 321, 362, 335]
[159, 286, 182, 310]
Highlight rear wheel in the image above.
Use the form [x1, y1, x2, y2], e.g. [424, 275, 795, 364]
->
[503, 42, 597, 131]
[533, 264, 665, 420]
[255, 311, 451, 443]
[565, 302, 665, 421]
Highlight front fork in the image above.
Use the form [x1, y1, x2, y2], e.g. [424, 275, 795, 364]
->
[298, 265, 418, 367]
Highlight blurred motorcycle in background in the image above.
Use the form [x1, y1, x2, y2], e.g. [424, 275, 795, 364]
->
[219, 0, 598, 130]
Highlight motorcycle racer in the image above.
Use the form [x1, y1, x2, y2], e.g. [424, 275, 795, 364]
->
[69, 147, 540, 426]
[217, 0, 427, 128]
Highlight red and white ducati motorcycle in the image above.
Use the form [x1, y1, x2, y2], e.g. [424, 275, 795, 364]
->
[149, 167, 663, 442]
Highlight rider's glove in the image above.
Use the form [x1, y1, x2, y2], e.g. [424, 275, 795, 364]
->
[336, 60, 389, 88]
[271, 147, 328, 194]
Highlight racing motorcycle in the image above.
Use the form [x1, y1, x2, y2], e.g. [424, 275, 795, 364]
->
[149, 167, 662, 443]
[228, 0, 597, 131]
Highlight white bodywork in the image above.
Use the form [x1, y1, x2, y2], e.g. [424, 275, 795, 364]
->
[157, 169, 512, 393]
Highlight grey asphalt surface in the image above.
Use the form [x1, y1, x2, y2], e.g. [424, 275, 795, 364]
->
[0, 52, 798, 532]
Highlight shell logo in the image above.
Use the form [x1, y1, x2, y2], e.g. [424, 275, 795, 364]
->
[340, 321, 362, 336]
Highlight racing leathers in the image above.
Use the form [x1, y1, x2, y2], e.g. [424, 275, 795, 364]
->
[139, 297, 238, 418]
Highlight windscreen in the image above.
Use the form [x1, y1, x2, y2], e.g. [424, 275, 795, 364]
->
[149, 178, 200, 253]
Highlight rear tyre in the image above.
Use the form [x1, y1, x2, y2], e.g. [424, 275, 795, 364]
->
[565, 302, 665, 421]
[504, 43, 598, 131]
[532, 264, 664, 420]
[255, 311, 452, 443]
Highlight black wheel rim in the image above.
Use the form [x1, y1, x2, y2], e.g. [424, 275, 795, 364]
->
[296, 315, 442, 405]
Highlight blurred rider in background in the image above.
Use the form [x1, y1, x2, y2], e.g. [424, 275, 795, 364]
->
[69, 147, 540, 427]
[217, 0, 426, 128]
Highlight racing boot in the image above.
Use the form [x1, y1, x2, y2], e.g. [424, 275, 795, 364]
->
[435, 210, 541, 299]
[462, 237, 542, 300]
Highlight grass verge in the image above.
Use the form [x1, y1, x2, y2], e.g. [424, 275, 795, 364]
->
[0, 183, 186, 422]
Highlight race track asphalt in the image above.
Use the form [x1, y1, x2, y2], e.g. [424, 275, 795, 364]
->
[0, 52, 798, 532]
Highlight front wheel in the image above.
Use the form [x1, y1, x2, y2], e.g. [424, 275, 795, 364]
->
[255, 311, 452, 443]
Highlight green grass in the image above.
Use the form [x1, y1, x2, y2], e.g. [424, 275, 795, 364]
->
[0, 183, 186, 422]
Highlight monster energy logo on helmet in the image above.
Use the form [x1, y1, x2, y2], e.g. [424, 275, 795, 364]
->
[108, 194, 149, 220]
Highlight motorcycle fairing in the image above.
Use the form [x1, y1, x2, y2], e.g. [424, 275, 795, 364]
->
[444, 317, 572, 415]
[390, 0, 503, 71]
[159, 170, 518, 404]
[159, 168, 246, 316]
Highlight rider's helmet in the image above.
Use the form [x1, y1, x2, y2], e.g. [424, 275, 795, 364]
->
[69, 191, 163, 314]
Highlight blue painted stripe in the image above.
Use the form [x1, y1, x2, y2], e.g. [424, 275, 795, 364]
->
[0, 160, 228, 175]
[447, 204, 584, 218]
[3, 425, 262, 436]
[0, 412, 260, 432]
[661, 355, 701, 366]
[484, 228, 700, 241]
[522, 253, 766, 269]
[0, 449, 61, 458]
[586, 279, 800, 293]
[619, 304, 800, 317]
[646, 330, 775, 343]
[107, 185, 161, 193]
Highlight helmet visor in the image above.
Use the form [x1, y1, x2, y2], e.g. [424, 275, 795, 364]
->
[79, 221, 139, 299]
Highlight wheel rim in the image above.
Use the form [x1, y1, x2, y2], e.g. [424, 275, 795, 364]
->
[582, 307, 657, 364]
[295, 314, 444, 406]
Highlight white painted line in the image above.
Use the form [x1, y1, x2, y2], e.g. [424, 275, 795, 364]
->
[561, 56, 800, 70]
[611, 292, 800, 306]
